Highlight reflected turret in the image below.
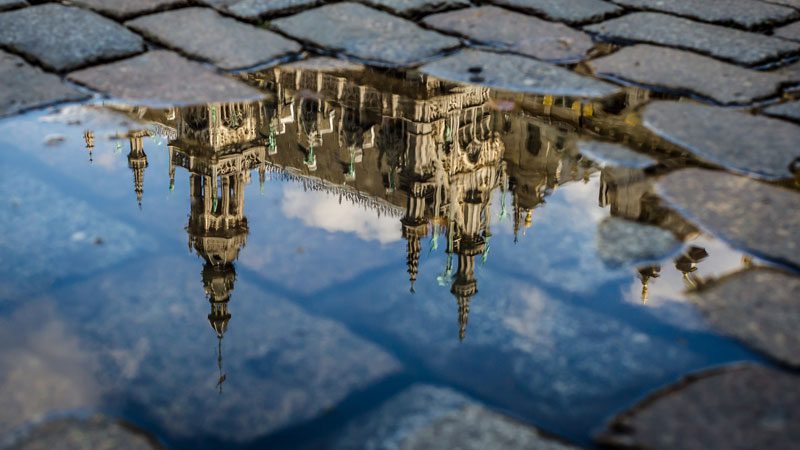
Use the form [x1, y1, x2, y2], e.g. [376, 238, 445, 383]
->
[127, 130, 149, 208]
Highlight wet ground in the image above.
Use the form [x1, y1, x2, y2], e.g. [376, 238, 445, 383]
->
[1, 2, 800, 450]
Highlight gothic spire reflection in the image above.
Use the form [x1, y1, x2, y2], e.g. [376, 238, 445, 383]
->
[96, 63, 711, 350]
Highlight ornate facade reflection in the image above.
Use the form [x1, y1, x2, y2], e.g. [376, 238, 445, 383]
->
[97, 64, 708, 360]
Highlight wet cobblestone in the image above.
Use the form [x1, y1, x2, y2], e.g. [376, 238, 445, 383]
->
[610, 0, 798, 29]
[489, 0, 621, 24]
[643, 101, 800, 180]
[586, 12, 800, 66]
[127, 7, 302, 70]
[68, 51, 265, 106]
[424, 6, 594, 62]
[764, 99, 800, 122]
[589, 45, 790, 105]
[0, 51, 87, 117]
[71, 0, 188, 20]
[0, 4, 145, 72]
[690, 268, 800, 367]
[273, 2, 459, 66]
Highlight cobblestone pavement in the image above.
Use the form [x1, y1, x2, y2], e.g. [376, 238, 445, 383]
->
[1, 1, 800, 450]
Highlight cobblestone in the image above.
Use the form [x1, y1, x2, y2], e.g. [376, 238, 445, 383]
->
[0, 4, 145, 72]
[363, 0, 471, 16]
[643, 101, 800, 180]
[763, 99, 800, 121]
[690, 268, 800, 367]
[610, 0, 798, 29]
[489, 0, 621, 24]
[657, 169, 800, 269]
[333, 385, 579, 450]
[775, 20, 800, 40]
[598, 364, 800, 450]
[0, 51, 87, 118]
[272, 2, 460, 66]
[424, 6, 594, 62]
[589, 45, 789, 104]
[578, 140, 657, 169]
[0, 0, 25, 12]
[127, 7, 301, 71]
[9, 416, 159, 450]
[201, 0, 322, 20]
[586, 12, 800, 66]
[68, 51, 265, 106]
[71, 0, 187, 19]
[596, 217, 681, 267]
[420, 49, 621, 98]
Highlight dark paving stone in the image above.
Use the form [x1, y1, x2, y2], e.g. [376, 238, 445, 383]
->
[362, 0, 471, 16]
[0, 0, 26, 12]
[420, 49, 621, 98]
[589, 45, 789, 105]
[272, 2, 459, 67]
[586, 12, 800, 66]
[578, 140, 657, 169]
[0, 51, 87, 118]
[643, 101, 800, 180]
[774, 20, 800, 40]
[0, 4, 145, 72]
[489, 0, 622, 24]
[763, 99, 800, 121]
[596, 217, 681, 267]
[424, 6, 594, 62]
[333, 385, 579, 450]
[127, 7, 301, 71]
[657, 169, 800, 269]
[690, 268, 800, 367]
[598, 364, 800, 450]
[68, 51, 265, 107]
[9, 416, 159, 450]
[611, 0, 798, 29]
[70, 0, 187, 19]
[201, 0, 324, 20]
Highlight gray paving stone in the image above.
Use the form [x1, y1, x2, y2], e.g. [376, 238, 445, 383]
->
[768, 0, 800, 8]
[363, 0, 471, 16]
[333, 385, 579, 450]
[586, 12, 800, 66]
[272, 2, 459, 66]
[589, 45, 789, 105]
[200, 0, 324, 20]
[596, 217, 681, 267]
[68, 51, 265, 106]
[643, 101, 800, 180]
[657, 169, 800, 269]
[420, 49, 621, 98]
[774, 20, 800, 40]
[489, 0, 622, 24]
[578, 140, 658, 169]
[776, 59, 800, 81]
[0, 4, 145, 72]
[611, 0, 798, 29]
[598, 364, 800, 450]
[127, 8, 301, 71]
[53, 256, 400, 442]
[423, 6, 594, 62]
[70, 0, 187, 19]
[0, 0, 26, 12]
[690, 269, 800, 366]
[9, 416, 159, 450]
[763, 99, 800, 121]
[0, 51, 88, 118]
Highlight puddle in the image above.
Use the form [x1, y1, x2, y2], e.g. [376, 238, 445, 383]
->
[0, 64, 774, 448]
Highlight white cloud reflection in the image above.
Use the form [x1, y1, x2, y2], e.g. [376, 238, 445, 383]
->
[281, 185, 401, 244]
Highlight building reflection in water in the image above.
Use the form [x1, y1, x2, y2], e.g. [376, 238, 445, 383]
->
[87, 64, 715, 386]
